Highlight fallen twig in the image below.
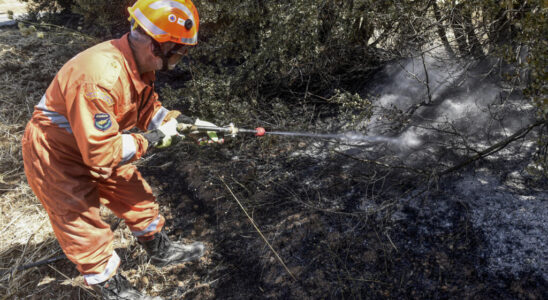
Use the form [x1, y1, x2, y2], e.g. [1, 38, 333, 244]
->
[48, 265, 97, 298]
[0, 214, 22, 232]
[334, 150, 428, 175]
[220, 178, 297, 281]
[179, 278, 220, 298]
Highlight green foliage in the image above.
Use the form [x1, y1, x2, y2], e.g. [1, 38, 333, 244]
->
[327, 89, 372, 129]
[20, 0, 70, 13]
[490, 0, 548, 176]
[517, 2, 548, 118]
[178, 0, 404, 125]
[16, 0, 546, 146]
[22, 0, 132, 34]
[193, 1, 431, 92]
[71, 0, 133, 33]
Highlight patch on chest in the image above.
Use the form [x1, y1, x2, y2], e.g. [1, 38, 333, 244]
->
[94, 113, 112, 131]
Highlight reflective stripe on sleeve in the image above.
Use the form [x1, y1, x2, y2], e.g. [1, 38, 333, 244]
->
[83, 251, 120, 285]
[36, 94, 73, 133]
[147, 107, 169, 130]
[132, 216, 161, 237]
[120, 134, 137, 164]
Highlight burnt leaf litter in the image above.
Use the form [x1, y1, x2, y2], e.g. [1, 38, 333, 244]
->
[140, 115, 546, 299]
[1, 7, 547, 299]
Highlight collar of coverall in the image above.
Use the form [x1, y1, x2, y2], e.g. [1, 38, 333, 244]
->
[112, 33, 156, 94]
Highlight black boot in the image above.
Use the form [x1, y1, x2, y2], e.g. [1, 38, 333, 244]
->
[140, 231, 205, 267]
[92, 273, 162, 300]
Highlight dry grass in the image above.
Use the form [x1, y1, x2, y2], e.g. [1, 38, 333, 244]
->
[0, 25, 56, 298]
[0, 25, 151, 299]
[0, 0, 27, 17]
[0, 23, 211, 299]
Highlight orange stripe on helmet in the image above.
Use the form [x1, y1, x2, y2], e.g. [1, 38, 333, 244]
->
[128, 0, 199, 45]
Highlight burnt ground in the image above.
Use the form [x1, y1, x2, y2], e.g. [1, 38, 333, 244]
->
[1, 20, 546, 299]
[136, 128, 546, 299]
[130, 54, 548, 299]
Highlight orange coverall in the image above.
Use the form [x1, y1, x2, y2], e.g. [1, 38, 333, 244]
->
[22, 33, 173, 284]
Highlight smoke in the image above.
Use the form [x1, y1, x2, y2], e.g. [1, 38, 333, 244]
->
[288, 51, 545, 282]
[284, 47, 545, 286]
[361, 53, 538, 161]
[359, 52, 547, 282]
[397, 130, 422, 148]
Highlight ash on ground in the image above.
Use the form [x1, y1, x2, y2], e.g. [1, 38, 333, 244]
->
[147, 54, 547, 298]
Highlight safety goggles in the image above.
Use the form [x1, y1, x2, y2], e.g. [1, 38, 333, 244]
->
[158, 41, 189, 56]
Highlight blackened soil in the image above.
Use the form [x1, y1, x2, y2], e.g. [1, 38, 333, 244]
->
[138, 138, 546, 299]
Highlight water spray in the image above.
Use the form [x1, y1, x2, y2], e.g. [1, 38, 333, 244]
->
[177, 123, 402, 144]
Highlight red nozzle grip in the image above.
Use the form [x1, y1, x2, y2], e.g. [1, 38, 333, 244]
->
[255, 127, 265, 136]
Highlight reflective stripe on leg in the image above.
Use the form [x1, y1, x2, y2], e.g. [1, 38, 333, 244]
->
[84, 251, 121, 285]
[132, 216, 161, 237]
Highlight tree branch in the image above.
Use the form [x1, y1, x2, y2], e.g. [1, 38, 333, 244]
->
[439, 119, 546, 176]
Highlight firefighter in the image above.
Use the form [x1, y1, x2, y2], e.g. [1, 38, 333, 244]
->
[21, 0, 213, 299]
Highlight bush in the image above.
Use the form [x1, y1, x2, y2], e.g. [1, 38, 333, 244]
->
[22, 0, 132, 35]
[18, 0, 545, 136]
[174, 0, 386, 124]
[71, 0, 133, 34]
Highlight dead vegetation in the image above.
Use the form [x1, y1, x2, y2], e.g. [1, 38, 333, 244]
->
[0, 1, 546, 298]
[0, 24, 152, 299]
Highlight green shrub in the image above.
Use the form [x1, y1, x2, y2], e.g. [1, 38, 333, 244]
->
[21, 0, 74, 14]
[22, 0, 131, 35]
[17, 0, 545, 138]
[71, 0, 133, 34]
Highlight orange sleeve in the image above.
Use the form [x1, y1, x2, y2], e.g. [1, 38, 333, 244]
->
[66, 83, 148, 168]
